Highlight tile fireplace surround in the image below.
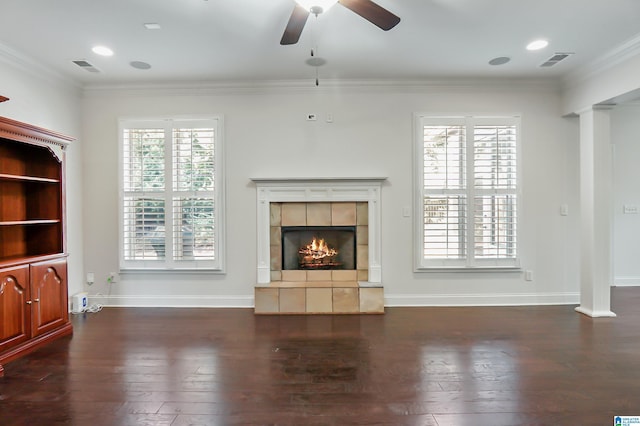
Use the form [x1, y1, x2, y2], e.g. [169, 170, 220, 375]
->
[251, 178, 386, 314]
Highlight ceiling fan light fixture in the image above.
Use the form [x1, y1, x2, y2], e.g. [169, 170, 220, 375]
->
[295, 0, 337, 13]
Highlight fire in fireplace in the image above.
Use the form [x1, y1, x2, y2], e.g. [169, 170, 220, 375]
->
[282, 226, 356, 270]
[299, 237, 338, 267]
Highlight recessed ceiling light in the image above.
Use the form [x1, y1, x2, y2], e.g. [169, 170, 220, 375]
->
[489, 56, 511, 66]
[144, 23, 161, 30]
[92, 45, 114, 56]
[526, 40, 548, 51]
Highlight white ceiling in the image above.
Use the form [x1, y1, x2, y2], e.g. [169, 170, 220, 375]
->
[1, 0, 640, 87]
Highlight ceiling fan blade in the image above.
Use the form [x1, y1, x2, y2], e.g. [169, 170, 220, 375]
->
[338, 0, 400, 31]
[280, 4, 310, 45]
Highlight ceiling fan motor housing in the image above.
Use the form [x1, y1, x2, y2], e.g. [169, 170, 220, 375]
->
[310, 5, 324, 15]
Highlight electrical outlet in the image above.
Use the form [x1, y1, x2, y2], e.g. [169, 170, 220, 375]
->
[87, 272, 95, 285]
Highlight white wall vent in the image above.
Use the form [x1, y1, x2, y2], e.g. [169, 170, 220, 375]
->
[72, 60, 101, 73]
[540, 52, 574, 67]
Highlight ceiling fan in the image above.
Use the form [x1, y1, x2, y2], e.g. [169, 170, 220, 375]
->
[280, 0, 401, 45]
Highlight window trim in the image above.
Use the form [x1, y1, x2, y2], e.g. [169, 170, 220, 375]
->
[413, 114, 522, 271]
[118, 116, 225, 272]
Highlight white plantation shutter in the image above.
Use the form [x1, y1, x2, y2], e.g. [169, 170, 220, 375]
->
[123, 197, 166, 260]
[423, 195, 466, 259]
[416, 116, 520, 269]
[122, 128, 165, 192]
[472, 124, 517, 262]
[173, 127, 215, 192]
[172, 127, 216, 261]
[422, 124, 467, 263]
[422, 125, 466, 190]
[120, 118, 224, 270]
[122, 128, 166, 261]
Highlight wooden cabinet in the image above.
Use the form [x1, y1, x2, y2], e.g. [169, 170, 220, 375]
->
[0, 265, 30, 354]
[30, 259, 69, 337]
[0, 117, 73, 377]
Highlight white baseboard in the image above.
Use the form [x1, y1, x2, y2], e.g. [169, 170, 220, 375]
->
[88, 292, 581, 308]
[384, 292, 579, 307]
[574, 306, 617, 318]
[613, 276, 640, 287]
[88, 294, 253, 308]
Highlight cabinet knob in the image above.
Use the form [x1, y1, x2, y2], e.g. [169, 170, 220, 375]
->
[34, 298, 40, 302]
[26, 300, 32, 305]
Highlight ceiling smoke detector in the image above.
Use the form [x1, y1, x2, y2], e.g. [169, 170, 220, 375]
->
[540, 52, 574, 67]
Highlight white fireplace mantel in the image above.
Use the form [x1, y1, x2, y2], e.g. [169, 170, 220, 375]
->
[251, 177, 387, 285]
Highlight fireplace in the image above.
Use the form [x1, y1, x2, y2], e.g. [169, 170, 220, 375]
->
[251, 177, 386, 285]
[282, 226, 356, 270]
[252, 178, 386, 314]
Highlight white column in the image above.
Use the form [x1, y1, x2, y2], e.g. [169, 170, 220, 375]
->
[367, 187, 382, 283]
[256, 188, 272, 284]
[575, 106, 616, 317]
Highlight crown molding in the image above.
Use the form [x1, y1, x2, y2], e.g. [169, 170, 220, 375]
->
[0, 42, 80, 91]
[82, 77, 561, 98]
[563, 33, 640, 89]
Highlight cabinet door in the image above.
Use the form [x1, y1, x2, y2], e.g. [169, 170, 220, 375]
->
[0, 265, 30, 353]
[30, 258, 67, 337]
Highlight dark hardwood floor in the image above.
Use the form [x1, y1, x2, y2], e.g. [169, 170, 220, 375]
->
[1, 288, 640, 426]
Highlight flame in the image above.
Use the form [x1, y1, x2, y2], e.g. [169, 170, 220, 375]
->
[299, 237, 337, 260]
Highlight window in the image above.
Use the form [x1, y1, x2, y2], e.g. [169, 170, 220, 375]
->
[415, 115, 520, 269]
[119, 118, 224, 270]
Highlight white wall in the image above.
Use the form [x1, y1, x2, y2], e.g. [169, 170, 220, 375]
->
[612, 103, 640, 286]
[1, 36, 638, 310]
[0, 55, 84, 299]
[82, 81, 581, 307]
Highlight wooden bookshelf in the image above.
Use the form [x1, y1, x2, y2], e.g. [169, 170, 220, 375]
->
[0, 116, 74, 377]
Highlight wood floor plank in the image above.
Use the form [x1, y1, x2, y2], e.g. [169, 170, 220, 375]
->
[1, 287, 640, 425]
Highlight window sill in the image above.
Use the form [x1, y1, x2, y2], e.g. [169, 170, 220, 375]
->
[119, 268, 226, 275]
[414, 266, 522, 273]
